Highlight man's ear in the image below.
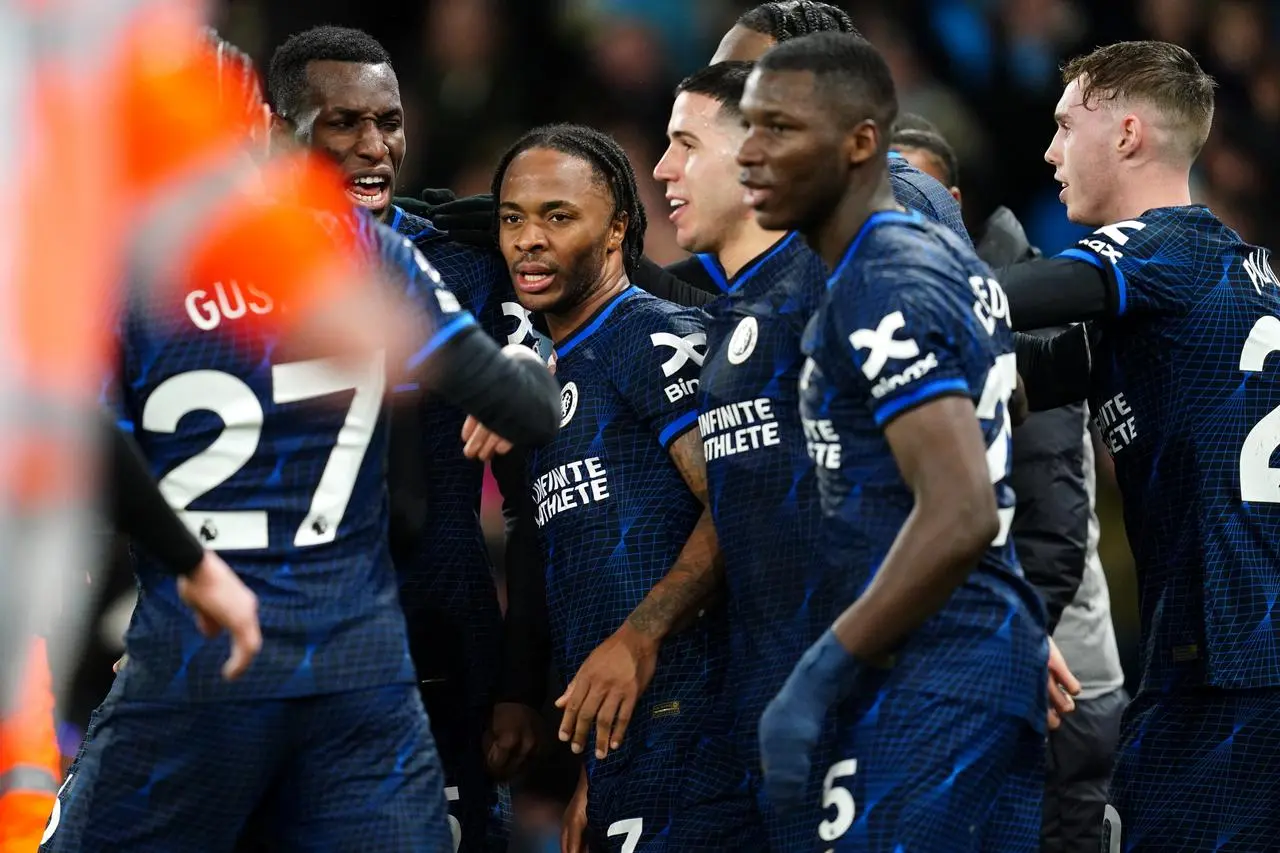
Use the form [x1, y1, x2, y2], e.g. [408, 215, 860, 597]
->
[607, 212, 629, 253]
[844, 119, 881, 168]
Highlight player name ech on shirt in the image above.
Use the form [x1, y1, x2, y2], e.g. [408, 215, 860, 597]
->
[533, 457, 610, 527]
[698, 398, 783, 461]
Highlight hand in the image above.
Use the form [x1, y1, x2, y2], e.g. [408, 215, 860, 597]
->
[426, 192, 496, 248]
[1046, 637, 1081, 731]
[1010, 372, 1030, 427]
[556, 623, 658, 759]
[561, 767, 589, 853]
[113, 653, 128, 674]
[176, 550, 262, 680]
[485, 702, 543, 780]
[759, 631, 857, 810]
[461, 415, 514, 462]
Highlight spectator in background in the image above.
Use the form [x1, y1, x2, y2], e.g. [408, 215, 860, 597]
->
[893, 117, 1127, 853]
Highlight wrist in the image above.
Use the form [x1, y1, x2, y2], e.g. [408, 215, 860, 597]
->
[797, 630, 866, 705]
[617, 619, 662, 655]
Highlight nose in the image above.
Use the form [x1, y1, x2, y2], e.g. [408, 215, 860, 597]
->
[737, 128, 763, 167]
[353, 119, 389, 162]
[1044, 133, 1061, 167]
[653, 143, 679, 184]
[513, 221, 548, 254]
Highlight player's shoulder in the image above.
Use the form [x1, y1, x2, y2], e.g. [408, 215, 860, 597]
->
[614, 286, 707, 339]
[887, 155, 970, 245]
[1070, 205, 1248, 264]
[838, 210, 981, 292]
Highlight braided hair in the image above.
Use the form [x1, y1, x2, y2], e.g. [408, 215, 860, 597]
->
[490, 124, 647, 273]
[737, 2, 859, 42]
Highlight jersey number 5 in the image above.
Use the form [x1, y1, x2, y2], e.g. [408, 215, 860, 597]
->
[1241, 315, 1280, 503]
[140, 352, 386, 550]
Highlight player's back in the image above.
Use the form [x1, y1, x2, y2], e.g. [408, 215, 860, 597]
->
[1059, 205, 1280, 692]
[695, 234, 832, 723]
[532, 287, 727, 746]
[117, 211, 453, 702]
[801, 210, 1046, 727]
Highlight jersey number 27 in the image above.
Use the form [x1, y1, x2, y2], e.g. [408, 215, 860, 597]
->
[140, 353, 386, 550]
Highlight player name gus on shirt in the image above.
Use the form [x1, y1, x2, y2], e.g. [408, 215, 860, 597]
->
[1093, 391, 1138, 454]
[534, 458, 610, 527]
[699, 398, 782, 461]
[185, 281, 274, 330]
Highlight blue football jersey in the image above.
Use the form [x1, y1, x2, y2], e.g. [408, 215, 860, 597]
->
[694, 234, 833, 740]
[531, 286, 729, 762]
[389, 206, 536, 711]
[889, 152, 971, 246]
[800, 209, 1047, 728]
[116, 210, 476, 702]
[1057, 205, 1280, 692]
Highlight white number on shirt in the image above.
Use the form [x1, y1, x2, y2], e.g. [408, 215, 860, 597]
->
[140, 352, 386, 550]
[975, 352, 1018, 545]
[1240, 315, 1280, 503]
[607, 817, 644, 853]
[818, 758, 857, 842]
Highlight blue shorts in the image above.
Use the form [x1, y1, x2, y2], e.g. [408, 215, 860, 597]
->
[1107, 689, 1280, 853]
[42, 681, 452, 853]
[821, 688, 1044, 853]
[586, 724, 762, 853]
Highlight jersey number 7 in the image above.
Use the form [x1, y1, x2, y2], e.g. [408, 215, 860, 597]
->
[140, 352, 386, 550]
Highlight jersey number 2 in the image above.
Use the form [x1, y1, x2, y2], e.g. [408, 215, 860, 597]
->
[1242, 315, 1280, 503]
[976, 351, 1017, 545]
[141, 353, 386, 550]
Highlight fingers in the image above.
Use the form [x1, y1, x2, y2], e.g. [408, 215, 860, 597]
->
[594, 692, 623, 760]
[609, 695, 635, 752]
[222, 605, 263, 681]
[1048, 675, 1076, 717]
[1047, 708, 1062, 731]
[564, 684, 604, 756]
[460, 419, 512, 461]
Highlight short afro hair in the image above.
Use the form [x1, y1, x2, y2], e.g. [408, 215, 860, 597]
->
[268, 26, 392, 121]
[759, 32, 897, 142]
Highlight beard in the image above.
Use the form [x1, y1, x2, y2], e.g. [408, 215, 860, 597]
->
[541, 230, 613, 317]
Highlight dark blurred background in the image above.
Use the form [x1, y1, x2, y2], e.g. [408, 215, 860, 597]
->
[209, 0, 1280, 703]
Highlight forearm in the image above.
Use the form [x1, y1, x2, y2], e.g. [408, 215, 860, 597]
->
[831, 502, 992, 662]
[493, 449, 551, 707]
[625, 509, 722, 643]
[423, 325, 560, 446]
[104, 414, 203, 576]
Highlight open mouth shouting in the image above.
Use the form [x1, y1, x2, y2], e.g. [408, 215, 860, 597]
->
[346, 168, 394, 211]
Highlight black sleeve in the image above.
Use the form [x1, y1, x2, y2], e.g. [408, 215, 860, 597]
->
[1008, 349, 1090, 632]
[386, 400, 428, 569]
[420, 324, 560, 447]
[1015, 325, 1092, 412]
[630, 257, 718, 307]
[998, 257, 1115, 331]
[104, 414, 203, 576]
[491, 449, 551, 708]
